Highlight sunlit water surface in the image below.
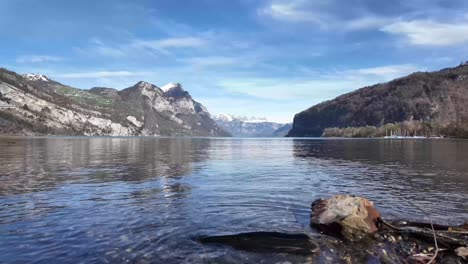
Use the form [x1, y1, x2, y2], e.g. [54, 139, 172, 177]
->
[0, 137, 467, 263]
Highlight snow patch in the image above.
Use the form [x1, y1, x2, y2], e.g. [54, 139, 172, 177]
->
[215, 113, 234, 122]
[214, 113, 268, 123]
[23, 73, 49, 82]
[161, 82, 179, 92]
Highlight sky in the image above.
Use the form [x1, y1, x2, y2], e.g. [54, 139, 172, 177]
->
[1, 0, 468, 123]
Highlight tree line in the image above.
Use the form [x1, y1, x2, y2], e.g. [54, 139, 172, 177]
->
[322, 119, 468, 138]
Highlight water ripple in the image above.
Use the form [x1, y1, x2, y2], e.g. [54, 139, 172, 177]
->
[0, 137, 467, 263]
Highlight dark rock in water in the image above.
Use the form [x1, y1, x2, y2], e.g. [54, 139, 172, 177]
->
[311, 195, 382, 241]
[198, 232, 319, 255]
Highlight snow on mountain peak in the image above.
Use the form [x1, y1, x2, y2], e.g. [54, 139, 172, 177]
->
[161, 82, 181, 92]
[136, 81, 156, 89]
[214, 113, 269, 123]
[216, 113, 235, 122]
[23, 73, 49, 82]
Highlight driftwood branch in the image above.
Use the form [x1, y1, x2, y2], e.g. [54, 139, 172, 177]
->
[405, 201, 438, 263]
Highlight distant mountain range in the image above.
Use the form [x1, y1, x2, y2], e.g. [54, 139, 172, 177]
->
[0, 68, 230, 136]
[287, 62, 468, 138]
[213, 113, 291, 137]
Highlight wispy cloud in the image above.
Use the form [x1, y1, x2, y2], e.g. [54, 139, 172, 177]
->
[354, 64, 420, 78]
[152, 37, 205, 49]
[381, 19, 468, 46]
[54, 71, 151, 79]
[180, 56, 246, 68]
[260, 1, 326, 24]
[217, 64, 420, 100]
[259, 0, 393, 31]
[79, 36, 208, 58]
[17, 55, 63, 63]
[88, 38, 127, 57]
[129, 37, 206, 55]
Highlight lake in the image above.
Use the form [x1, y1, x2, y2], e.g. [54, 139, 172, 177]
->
[0, 137, 467, 263]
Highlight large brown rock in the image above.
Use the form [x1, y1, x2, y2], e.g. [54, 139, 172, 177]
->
[311, 195, 381, 241]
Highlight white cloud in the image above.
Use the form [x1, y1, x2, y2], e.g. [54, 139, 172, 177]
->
[381, 20, 468, 46]
[17, 55, 63, 63]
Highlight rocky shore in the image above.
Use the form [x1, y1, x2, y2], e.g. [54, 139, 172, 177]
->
[199, 195, 468, 263]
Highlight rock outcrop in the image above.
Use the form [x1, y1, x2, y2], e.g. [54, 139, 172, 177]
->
[0, 68, 230, 137]
[311, 195, 381, 241]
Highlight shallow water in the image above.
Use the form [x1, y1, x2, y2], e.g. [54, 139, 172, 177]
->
[0, 137, 467, 263]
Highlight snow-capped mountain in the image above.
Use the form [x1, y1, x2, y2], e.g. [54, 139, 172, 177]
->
[215, 113, 267, 123]
[213, 113, 290, 137]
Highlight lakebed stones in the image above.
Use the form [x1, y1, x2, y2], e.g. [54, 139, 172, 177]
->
[311, 195, 382, 241]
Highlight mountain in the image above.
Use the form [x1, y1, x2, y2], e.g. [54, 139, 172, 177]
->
[272, 123, 292, 137]
[0, 68, 230, 136]
[213, 113, 287, 137]
[287, 62, 468, 137]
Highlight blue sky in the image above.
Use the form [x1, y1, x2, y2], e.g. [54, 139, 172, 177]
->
[1, 0, 468, 123]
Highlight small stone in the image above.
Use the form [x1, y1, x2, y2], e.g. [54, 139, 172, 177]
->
[455, 247, 468, 260]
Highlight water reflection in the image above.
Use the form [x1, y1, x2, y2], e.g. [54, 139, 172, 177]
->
[293, 139, 468, 223]
[0, 137, 467, 263]
[0, 137, 211, 195]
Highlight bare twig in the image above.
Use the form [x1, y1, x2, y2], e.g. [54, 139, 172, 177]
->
[427, 217, 439, 264]
[381, 218, 401, 230]
[407, 201, 439, 264]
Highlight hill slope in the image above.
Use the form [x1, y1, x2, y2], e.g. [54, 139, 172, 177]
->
[0, 68, 230, 136]
[287, 63, 468, 137]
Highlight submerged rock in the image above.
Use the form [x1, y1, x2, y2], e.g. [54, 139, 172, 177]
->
[198, 232, 319, 255]
[311, 195, 382, 241]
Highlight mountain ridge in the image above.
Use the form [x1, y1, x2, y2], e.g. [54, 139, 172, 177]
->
[0, 68, 230, 137]
[287, 63, 468, 137]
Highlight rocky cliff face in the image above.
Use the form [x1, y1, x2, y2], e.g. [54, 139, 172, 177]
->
[0, 68, 230, 136]
[213, 113, 286, 137]
[287, 63, 468, 137]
